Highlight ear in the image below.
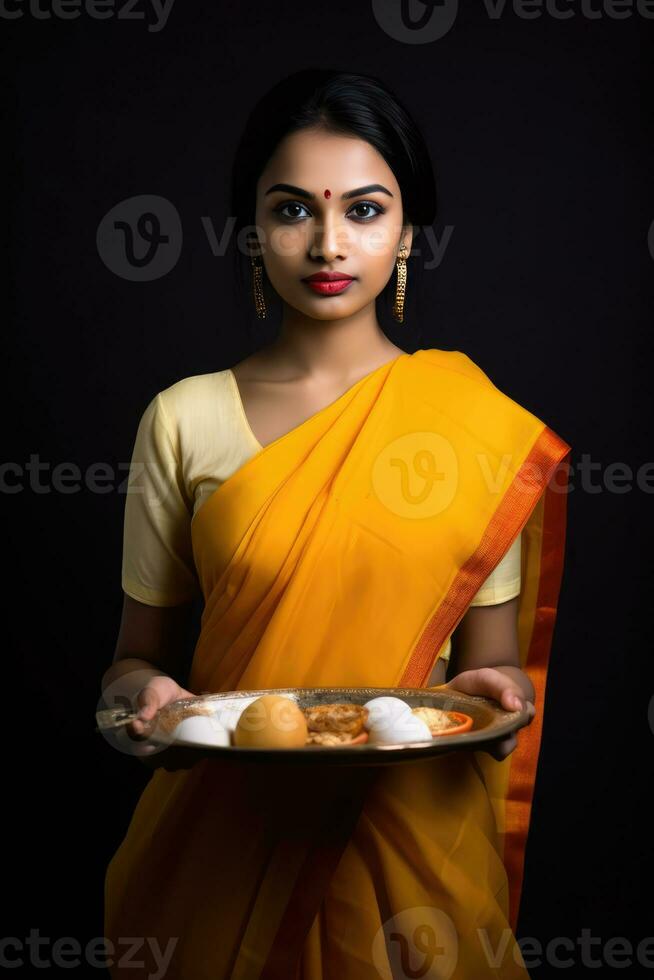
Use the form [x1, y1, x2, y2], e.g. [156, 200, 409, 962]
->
[246, 233, 263, 260]
[401, 223, 415, 255]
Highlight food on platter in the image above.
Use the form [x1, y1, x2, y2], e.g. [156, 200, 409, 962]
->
[156, 700, 215, 736]
[223, 695, 473, 747]
[411, 706, 474, 736]
[362, 696, 433, 745]
[172, 714, 231, 747]
[305, 730, 369, 746]
[233, 694, 308, 748]
[302, 702, 370, 746]
[302, 703, 368, 736]
[149, 693, 474, 750]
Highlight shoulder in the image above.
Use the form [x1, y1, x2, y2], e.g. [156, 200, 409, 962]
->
[417, 348, 497, 388]
[417, 347, 533, 410]
[416, 347, 554, 435]
[148, 370, 249, 467]
[154, 370, 234, 425]
[130, 372, 235, 462]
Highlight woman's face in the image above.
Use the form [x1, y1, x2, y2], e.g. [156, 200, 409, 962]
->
[253, 128, 413, 320]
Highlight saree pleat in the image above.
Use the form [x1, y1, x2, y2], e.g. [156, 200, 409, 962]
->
[105, 349, 571, 979]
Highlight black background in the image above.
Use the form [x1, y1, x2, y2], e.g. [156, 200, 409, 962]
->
[4, 1, 653, 976]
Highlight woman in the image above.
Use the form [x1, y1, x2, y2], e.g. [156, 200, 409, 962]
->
[102, 70, 571, 979]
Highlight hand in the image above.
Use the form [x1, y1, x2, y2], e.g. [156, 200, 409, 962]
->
[443, 667, 536, 761]
[128, 675, 196, 738]
[123, 676, 198, 770]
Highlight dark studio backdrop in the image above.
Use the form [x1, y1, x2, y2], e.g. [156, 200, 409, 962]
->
[4, 2, 653, 976]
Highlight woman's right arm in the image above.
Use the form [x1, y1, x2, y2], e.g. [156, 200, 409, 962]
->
[101, 593, 197, 740]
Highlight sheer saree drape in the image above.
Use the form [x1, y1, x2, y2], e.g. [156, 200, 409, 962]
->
[105, 349, 571, 979]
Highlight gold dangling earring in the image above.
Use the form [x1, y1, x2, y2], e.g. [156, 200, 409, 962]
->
[392, 242, 408, 323]
[251, 254, 266, 319]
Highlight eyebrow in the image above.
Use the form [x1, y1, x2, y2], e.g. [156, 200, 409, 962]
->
[264, 183, 394, 200]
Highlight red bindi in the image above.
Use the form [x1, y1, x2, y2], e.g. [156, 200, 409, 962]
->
[324, 189, 331, 198]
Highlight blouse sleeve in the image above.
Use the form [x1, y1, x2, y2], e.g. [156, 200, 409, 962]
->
[437, 532, 522, 664]
[468, 531, 522, 607]
[121, 392, 201, 606]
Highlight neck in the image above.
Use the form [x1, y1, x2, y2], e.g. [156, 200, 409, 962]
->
[268, 305, 404, 380]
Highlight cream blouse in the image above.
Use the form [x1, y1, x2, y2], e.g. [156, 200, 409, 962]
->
[121, 371, 522, 663]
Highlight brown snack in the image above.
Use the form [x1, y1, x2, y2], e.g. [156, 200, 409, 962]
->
[411, 706, 458, 734]
[302, 703, 369, 736]
[306, 731, 352, 746]
[305, 730, 369, 746]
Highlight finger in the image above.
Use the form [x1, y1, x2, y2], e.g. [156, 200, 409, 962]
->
[500, 687, 526, 712]
[129, 718, 144, 736]
[511, 700, 536, 730]
[136, 686, 160, 722]
[449, 668, 524, 710]
[127, 718, 153, 741]
[134, 716, 156, 734]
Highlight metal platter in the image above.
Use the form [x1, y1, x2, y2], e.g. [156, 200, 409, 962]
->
[96, 686, 529, 768]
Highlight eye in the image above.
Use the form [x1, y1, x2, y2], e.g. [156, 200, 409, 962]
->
[348, 201, 385, 222]
[274, 202, 311, 221]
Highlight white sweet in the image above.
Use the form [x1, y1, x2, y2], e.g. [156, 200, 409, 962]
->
[363, 696, 412, 715]
[366, 712, 433, 746]
[362, 696, 412, 727]
[363, 697, 433, 745]
[173, 714, 231, 747]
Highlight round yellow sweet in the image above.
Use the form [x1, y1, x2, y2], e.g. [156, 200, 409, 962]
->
[233, 694, 308, 749]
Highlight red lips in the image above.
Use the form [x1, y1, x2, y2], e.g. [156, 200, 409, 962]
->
[302, 271, 355, 295]
[302, 272, 354, 282]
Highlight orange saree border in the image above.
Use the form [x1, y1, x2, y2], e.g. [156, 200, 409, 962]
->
[400, 425, 569, 688]
[504, 448, 571, 931]
[401, 424, 571, 935]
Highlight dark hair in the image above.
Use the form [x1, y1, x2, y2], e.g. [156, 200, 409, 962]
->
[228, 69, 437, 335]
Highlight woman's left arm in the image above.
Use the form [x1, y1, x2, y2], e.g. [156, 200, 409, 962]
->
[445, 595, 536, 760]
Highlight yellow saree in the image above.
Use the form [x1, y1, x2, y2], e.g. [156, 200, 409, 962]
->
[105, 348, 571, 979]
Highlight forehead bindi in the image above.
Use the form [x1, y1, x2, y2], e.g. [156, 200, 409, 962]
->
[324, 189, 331, 198]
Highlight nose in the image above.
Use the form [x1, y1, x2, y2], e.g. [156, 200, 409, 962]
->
[308, 209, 347, 263]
